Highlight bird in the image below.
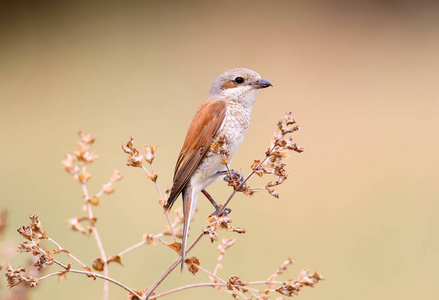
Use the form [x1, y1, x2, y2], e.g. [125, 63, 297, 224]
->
[164, 68, 272, 271]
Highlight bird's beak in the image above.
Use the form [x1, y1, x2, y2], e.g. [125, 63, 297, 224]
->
[250, 78, 273, 89]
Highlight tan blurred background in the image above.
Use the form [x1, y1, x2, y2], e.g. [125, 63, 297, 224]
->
[1, 0, 438, 299]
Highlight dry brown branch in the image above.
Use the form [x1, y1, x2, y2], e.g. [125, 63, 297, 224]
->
[4, 113, 323, 300]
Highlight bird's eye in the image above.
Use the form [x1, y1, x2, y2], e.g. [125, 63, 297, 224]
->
[234, 77, 244, 84]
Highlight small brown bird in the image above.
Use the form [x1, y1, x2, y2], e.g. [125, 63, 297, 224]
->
[164, 68, 272, 270]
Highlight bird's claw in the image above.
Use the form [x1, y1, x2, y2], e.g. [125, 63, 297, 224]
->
[212, 205, 232, 217]
[223, 169, 247, 191]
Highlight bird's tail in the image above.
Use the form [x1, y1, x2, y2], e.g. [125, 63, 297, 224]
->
[181, 185, 198, 272]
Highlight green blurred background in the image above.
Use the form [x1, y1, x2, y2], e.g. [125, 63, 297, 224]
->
[1, 0, 438, 299]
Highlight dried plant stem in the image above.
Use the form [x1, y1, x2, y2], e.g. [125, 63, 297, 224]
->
[117, 241, 146, 257]
[143, 233, 205, 299]
[38, 268, 142, 298]
[118, 240, 147, 257]
[31, 241, 68, 270]
[47, 238, 88, 269]
[212, 262, 221, 277]
[163, 211, 176, 242]
[141, 165, 177, 242]
[143, 146, 282, 299]
[245, 187, 266, 191]
[217, 190, 237, 217]
[147, 164, 164, 200]
[53, 259, 69, 269]
[222, 157, 233, 179]
[194, 264, 248, 300]
[148, 282, 226, 299]
[85, 203, 109, 299]
[245, 280, 284, 285]
[143, 257, 180, 300]
[80, 165, 109, 300]
[218, 143, 277, 216]
[43, 257, 141, 298]
[148, 279, 286, 299]
[117, 232, 163, 257]
[94, 187, 106, 198]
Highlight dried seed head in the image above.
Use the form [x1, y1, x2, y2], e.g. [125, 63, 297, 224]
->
[17, 242, 33, 253]
[127, 289, 147, 300]
[62, 153, 77, 174]
[87, 196, 100, 206]
[76, 171, 91, 184]
[204, 215, 246, 242]
[265, 187, 280, 199]
[57, 264, 71, 281]
[144, 144, 157, 164]
[5, 263, 25, 288]
[161, 241, 182, 254]
[102, 183, 115, 194]
[107, 255, 123, 266]
[67, 217, 92, 236]
[267, 258, 296, 286]
[297, 268, 324, 287]
[79, 132, 96, 145]
[275, 280, 303, 296]
[143, 233, 156, 245]
[92, 258, 105, 271]
[110, 168, 123, 182]
[184, 256, 200, 275]
[122, 137, 144, 168]
[249, 113, 303, 199]
[145, 172, 158, 182]
[5, 263, 39, 288]
[34, 251, 54, 270]
[73, 132, 98, 163]
[218, 238, 235, 255]
[227, 275, 246, 294]
[242, 186, 254, 196]
[17, 214, 47, 241]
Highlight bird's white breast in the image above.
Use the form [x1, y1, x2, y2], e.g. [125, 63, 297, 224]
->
[190, 99, 253, 191]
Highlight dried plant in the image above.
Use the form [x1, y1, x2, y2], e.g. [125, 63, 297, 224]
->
[0, 210, 42, 300]
[3, 113, 323, 300]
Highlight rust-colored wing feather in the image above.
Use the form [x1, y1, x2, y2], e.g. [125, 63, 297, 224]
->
[164, 99, 227, 210]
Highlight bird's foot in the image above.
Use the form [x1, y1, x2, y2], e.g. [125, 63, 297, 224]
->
[224, 169, 247, 191]
[202, 189, 232, 217]
[212, 204, 232, 217]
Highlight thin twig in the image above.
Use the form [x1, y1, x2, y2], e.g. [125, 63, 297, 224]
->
[118, 240, 147, 257]
[244, 280, 285, 285]
[212, 261, 221, 277]
[141, 165, 177, 242]
[38, 268, 142, 298]
[163, 211, 176, 242]
[80, 164, 109, 300]
[143, 144, 279, 299]
[116, 232, 163, 258]
[143, 233, 204, 299]
[148, 282, 226, 299]
[245, 187, 266, 191]
[47, 238, 88, 269]
[218, 143, 278, 216]
[149, 163, 163, 199]
[147, 279, 286, 299]
[194, 264, 248, 300]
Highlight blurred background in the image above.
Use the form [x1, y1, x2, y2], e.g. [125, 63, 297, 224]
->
[1, 0, 438, 299]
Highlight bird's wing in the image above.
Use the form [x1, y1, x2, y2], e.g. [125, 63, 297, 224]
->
[164, 99, 227, 210]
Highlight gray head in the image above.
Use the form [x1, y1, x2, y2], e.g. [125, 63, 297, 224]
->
[208, 68, 272, 105]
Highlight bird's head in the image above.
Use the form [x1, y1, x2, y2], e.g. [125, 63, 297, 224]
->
[208, 68, 272, 106]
